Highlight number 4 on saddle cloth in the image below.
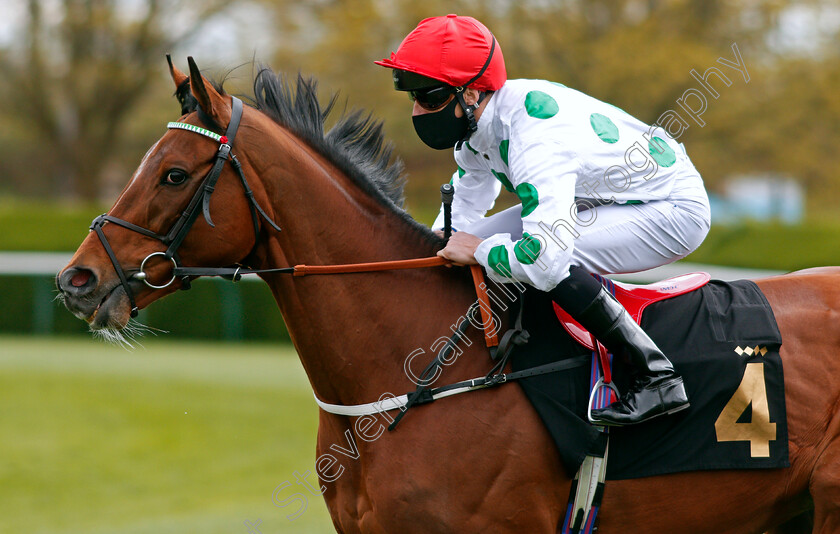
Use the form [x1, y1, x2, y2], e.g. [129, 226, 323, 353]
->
[509, 272, 789, 480]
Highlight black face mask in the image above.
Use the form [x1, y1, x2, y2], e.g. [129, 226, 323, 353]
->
[411, 96, 469, 150]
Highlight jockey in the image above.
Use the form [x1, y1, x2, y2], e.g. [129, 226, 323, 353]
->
[375, 14, 711, 426]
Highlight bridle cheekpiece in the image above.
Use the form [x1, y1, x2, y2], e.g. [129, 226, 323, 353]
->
[89, 96, 281, 318]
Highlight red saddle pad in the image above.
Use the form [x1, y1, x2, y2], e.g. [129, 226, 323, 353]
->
[553, 272, 711, 351]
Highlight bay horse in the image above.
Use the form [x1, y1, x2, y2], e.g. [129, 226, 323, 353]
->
[56, 57, 836, 533]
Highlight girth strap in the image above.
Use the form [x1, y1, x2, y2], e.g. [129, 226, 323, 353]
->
[563, 434, 609, 534]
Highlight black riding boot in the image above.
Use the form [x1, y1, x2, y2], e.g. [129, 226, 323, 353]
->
[550, 266, 689, 426]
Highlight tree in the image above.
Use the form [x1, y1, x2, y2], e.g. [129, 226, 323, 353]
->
[3, 0, 839, 211]
[0, 0, 230, 200]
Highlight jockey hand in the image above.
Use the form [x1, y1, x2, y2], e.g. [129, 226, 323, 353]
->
[437, 232, 482, 266]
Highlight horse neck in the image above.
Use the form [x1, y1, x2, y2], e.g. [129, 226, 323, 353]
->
[243, 123, 481, 404]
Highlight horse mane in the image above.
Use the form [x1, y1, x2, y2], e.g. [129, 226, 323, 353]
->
[250, 68, 410, 212]
[183, 66, 442, 246]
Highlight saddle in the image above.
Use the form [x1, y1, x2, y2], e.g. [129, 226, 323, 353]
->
[553, 272, 711, 351]
[509, 274, 787, 479]
[494, 272, 787, 534]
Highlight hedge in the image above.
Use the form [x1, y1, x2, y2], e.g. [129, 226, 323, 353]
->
[0, 275, 291, 342]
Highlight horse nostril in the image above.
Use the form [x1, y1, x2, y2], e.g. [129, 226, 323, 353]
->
[60, 267, 98, 295]
[71, 270, 92, 287]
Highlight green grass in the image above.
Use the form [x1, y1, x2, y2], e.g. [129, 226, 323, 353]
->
[0, 336, 335, 534]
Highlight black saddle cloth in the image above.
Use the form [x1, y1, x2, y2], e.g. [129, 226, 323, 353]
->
[510, 279, 789, 480]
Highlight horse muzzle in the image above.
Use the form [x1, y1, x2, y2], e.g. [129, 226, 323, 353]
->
[56, 265, 133, 329]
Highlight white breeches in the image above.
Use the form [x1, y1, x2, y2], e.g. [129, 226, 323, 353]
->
[462, 183, 711, 278]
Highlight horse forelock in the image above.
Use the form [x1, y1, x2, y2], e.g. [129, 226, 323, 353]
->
[172, 76, 228, 133]
[174, 79, 198, 115]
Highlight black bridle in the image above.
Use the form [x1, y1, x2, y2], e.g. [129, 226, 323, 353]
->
[90, 97, 281, 317]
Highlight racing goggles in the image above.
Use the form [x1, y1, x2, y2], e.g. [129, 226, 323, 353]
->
[408, 85, 457, 111]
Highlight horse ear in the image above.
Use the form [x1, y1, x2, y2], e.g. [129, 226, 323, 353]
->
[167, 54, 199, 115]
[187, 56, 230, 125]
[167, 54, 188, 88]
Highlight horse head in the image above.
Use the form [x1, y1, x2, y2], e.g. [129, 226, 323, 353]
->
[56, 57, 276, 338]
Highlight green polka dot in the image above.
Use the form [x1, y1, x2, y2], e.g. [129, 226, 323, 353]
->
[464, 142, 479, 156]
[589, 113, 619, 144]
[488, 245, 512, 277]
[648, 137, 676, 167]
[457, 166, 465, 178]
[514, 232, 542, 265]
[524, 91, 559, 119]
[515, 183, 539, 217]
[492, 170, 514, 193]
[499, 140, 509, 166]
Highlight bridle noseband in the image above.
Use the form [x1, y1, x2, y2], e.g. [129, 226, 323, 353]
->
[90, 96, 281, 317]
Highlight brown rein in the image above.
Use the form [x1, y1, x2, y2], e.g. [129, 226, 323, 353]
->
[175, 255, 500, 348]
[175, 255, 450, 280]
[292, 255, 450, 276]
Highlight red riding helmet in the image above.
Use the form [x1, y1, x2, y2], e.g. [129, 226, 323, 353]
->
[375, 14, 506, 92]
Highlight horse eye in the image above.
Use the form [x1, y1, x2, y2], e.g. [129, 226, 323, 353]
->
[163, 170, 188, 186]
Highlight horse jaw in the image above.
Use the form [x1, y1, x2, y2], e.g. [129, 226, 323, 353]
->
[86, 286, 158, 348]
[79, 283, 133, 331]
